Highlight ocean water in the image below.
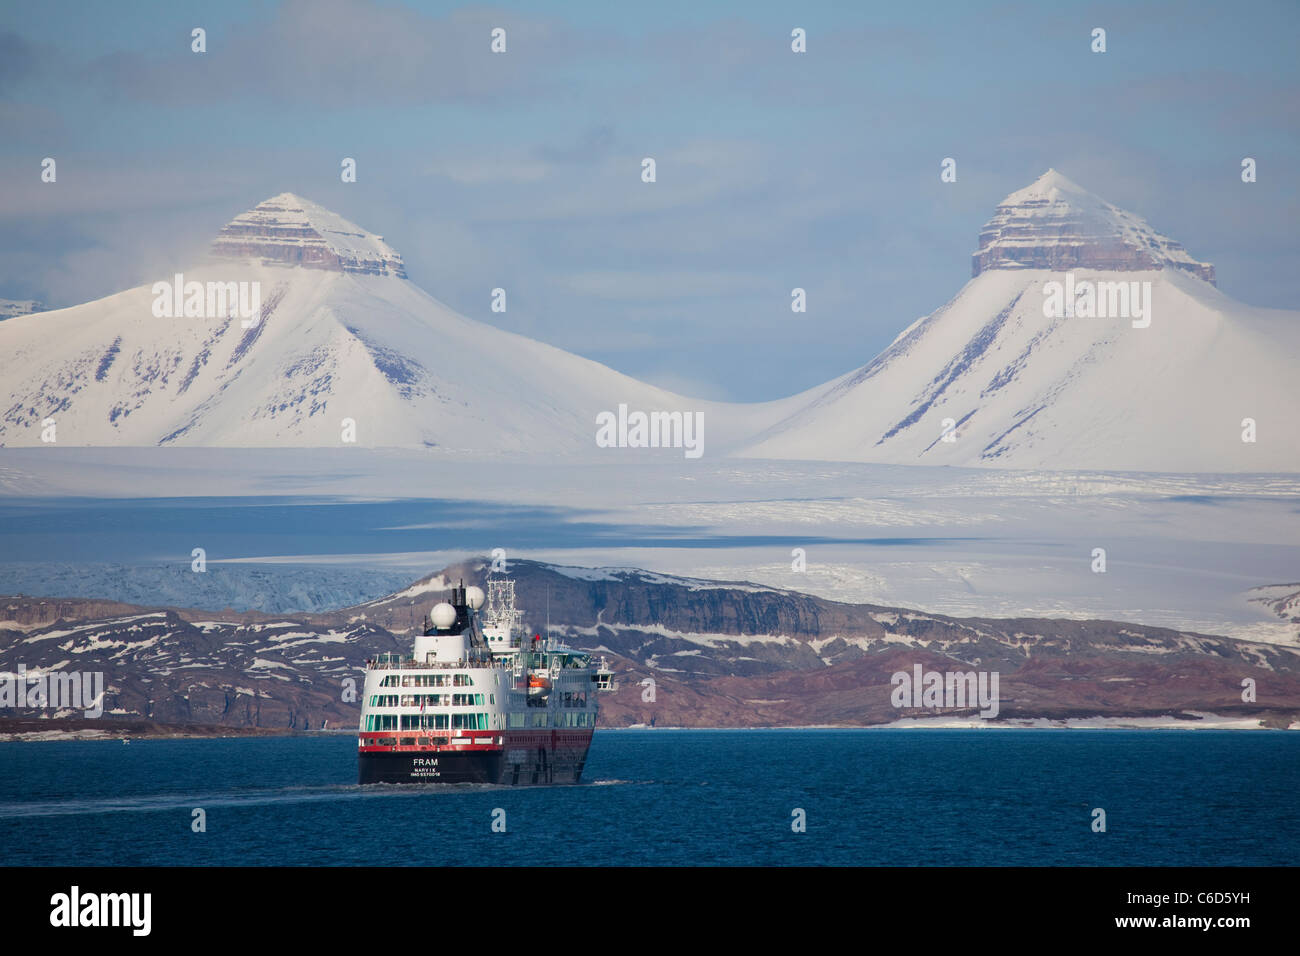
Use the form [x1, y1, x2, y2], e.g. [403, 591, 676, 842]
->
[1, 729, 1296, 867]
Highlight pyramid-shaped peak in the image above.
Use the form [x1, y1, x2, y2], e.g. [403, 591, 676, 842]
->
[211, 193, 406, 278]
[1007, 168, 1093, 202]
[973, 169, 1214, 285]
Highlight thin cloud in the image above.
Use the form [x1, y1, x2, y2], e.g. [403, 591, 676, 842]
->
[81, 0, 579, 107]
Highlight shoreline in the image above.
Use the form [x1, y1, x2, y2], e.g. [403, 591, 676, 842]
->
[0, 718, 322, 743]
[5, 713, 1298, 741]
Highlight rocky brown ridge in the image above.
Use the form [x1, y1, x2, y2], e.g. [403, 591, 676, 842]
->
[972, 169, 1216, 283]
[2, 559, 1297, 733]
[210, 192, 407, 277]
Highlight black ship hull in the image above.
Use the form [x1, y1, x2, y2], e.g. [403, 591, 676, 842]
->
[358, 732, 593, 785]
[358, 749, 504, 784]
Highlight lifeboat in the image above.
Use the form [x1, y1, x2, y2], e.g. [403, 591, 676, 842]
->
[527, 674, 551, 695]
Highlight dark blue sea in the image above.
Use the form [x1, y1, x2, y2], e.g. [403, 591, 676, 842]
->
[1, 729, 1296, 866]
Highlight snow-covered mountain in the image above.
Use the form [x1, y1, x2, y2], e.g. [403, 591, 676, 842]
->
[741, 170, 1300, 472]
[2, 176, 1294, 470]
[0, 193, 783, 450]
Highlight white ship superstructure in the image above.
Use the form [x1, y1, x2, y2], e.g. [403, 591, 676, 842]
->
[358, 577, 615, 784]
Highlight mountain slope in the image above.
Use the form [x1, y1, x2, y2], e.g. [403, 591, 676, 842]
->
[0, 193, 790, 450]
[740, 171, 1300, 471]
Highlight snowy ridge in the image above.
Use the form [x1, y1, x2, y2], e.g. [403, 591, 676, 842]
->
[549, 563, 788, 594]
[742, 173, 1300, 472]
[0, 191, 794, 449]
[0, 256, 788, 449]
[0, 176, 1292, 470]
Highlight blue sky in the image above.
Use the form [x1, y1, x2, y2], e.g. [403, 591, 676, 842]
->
[1, 0, 1296, 400]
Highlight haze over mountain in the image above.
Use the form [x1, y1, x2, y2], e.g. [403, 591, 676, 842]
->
[0, 175, 1294, 471]
[0, 300, 46, 321]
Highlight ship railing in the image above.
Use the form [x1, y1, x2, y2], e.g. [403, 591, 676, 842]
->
[365, 657, 504, 670]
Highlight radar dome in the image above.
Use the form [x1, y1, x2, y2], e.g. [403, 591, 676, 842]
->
[431, 602, 457, 628]
[465, 586, 486, 610]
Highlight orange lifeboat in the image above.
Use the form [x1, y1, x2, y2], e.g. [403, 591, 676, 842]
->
[527, 674, 551, 694]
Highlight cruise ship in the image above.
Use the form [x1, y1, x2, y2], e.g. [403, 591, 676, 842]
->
[357, 576, 615, 784]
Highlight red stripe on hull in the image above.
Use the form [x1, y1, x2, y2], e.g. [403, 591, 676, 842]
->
[356, 729, 595, 784]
